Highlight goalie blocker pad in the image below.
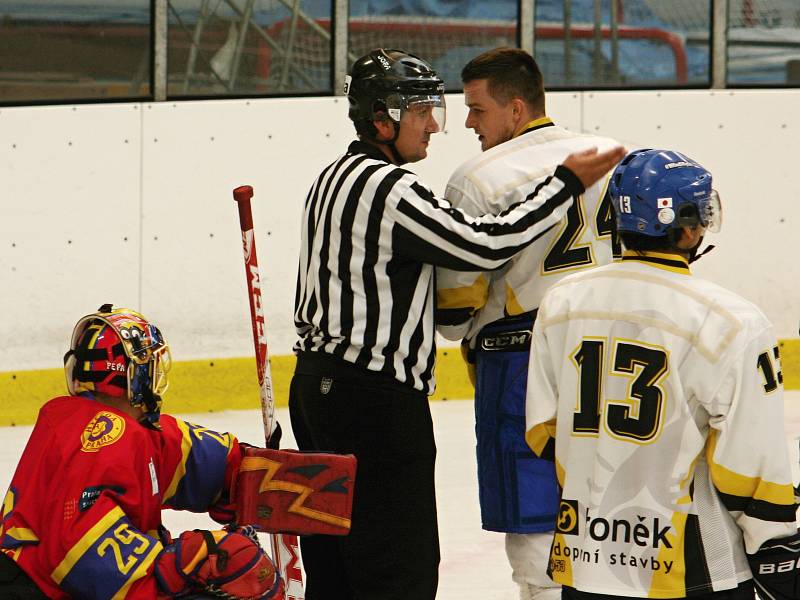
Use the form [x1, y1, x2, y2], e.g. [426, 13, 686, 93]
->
[235, 447, 356, 536]
[746, 530, 800, 600]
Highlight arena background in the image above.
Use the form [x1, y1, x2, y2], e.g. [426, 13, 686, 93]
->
[1, 0, 800, 425]
[1, 87, 798, 425]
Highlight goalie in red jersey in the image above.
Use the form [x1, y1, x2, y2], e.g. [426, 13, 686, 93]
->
[0, 305, 285, 600]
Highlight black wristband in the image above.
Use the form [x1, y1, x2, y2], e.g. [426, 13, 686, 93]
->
[555, 164, 586, 196]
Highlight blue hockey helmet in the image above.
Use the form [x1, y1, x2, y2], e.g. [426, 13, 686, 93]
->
[609, 149, 722, 237]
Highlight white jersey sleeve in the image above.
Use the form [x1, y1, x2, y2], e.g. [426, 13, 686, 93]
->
[705, 321, 795, 554]
[436, 172, 495, 341]
[525, 301, 559, 468]
[436, 122, 620, 344]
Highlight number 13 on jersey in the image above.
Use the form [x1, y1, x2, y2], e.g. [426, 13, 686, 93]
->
[571, 337, 669, 444]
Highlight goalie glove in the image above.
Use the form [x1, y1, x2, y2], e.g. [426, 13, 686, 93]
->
[155, 527, 284, 599]
[747, 530, 800, 600]
[235, 446, 356, 536]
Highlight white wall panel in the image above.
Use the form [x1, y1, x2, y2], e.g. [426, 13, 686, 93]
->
[0, 103, 142, 370]
[139, 97, 354, 360]
[583, 90, 800, 336]
[1, 90, 797, 373]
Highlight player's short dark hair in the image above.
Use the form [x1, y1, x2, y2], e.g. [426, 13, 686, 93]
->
[620, 204, 703, 253]
[620, 231, 681, 253]
[461, 47, 545, 113]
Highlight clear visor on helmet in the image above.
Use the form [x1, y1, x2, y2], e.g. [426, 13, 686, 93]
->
[699, 189, 722, 233]
[385, 93, 446, 132]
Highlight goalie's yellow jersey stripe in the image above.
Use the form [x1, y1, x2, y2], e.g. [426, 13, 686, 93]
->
[52, 506, 125, 584]
[111, 542, 163, 600]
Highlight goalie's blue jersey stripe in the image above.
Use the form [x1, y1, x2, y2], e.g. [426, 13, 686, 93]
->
[162, 421, 236, 512]
[294, 140, 581, 394]
[59, 512, 161, 599]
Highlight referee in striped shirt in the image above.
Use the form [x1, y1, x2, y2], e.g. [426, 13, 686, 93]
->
[288, 48, 624, 600]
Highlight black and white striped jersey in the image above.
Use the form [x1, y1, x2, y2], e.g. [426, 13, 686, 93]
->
[293, 140, 585, 394]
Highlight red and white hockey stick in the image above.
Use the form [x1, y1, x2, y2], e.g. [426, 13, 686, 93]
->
[232, 185, 304, 600]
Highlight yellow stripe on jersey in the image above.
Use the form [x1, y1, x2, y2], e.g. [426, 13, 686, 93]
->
[436, 274, 489, 312]
[549, 532, 574, 588]
[621, 250, 691, 275]
[2, 488, 14, 517]
[650, 511, 688, 598]
[513, 117, 554, 138]
[111, 541, 163, 600]
[3, 527, 39, 544]
[505, 284, 525, 316]
[525, 421, 555, 457]
[678, 453, 701, 496]
[163, 419, 193, 504]
[0, 488, 15, 541]
[52, 505, 126, 584]
[706, 430, 795, 506]
[1, 548, 22, 561]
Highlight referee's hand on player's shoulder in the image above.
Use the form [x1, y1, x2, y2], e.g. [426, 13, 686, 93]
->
[562, 146, 627, 189]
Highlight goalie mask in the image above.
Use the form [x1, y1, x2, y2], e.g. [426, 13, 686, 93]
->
[610, 148, 722, 238]
[64, 304, 171, 427]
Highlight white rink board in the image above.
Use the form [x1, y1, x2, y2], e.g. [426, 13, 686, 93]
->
[0, 90, 798, 371]
[583, 90, 800, 336]
[139, 97, 354, 361]
[0, 103, 143, 370]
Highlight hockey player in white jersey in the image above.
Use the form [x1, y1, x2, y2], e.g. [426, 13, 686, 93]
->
[525, 148, 798, 599]
[435, 48, 621, 600]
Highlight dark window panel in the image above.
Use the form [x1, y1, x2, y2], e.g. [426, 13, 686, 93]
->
[347, 3, 519, 91]
[0, 1, 151, 103]
[167, 0, 333, 97]
[726, 0, 800, 86]
[534, 0, 711, 89]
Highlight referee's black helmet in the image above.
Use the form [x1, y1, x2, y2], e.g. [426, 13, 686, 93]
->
[345, 48, 445, 139]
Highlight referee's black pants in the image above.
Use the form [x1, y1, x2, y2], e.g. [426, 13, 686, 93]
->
[289, 351, 440, 600]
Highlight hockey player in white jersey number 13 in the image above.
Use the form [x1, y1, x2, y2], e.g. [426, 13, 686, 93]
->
[525, 148, 799, 600]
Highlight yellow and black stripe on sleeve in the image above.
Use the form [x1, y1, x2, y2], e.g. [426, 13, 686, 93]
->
[436, 274, 489, 326]
[706, 431, 796, 522]
[526, 420, 556, 462]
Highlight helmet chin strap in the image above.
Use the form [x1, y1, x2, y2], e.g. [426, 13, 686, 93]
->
[131, 363, 162, 430]
[137, 387, 162, 430]
[372, 120, 406, 165]
[688, 235, 716, 264]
